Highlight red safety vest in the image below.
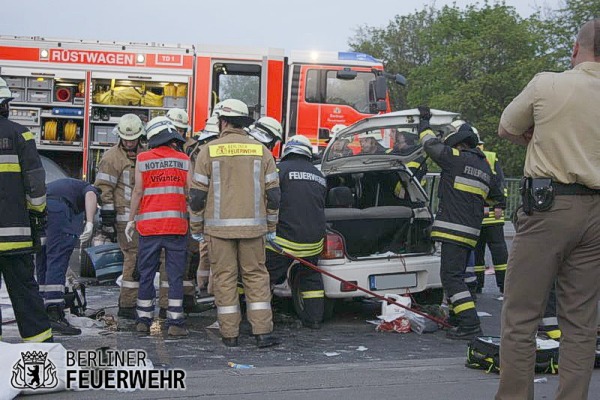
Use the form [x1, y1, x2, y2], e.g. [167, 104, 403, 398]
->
[136, 146, 189, 236]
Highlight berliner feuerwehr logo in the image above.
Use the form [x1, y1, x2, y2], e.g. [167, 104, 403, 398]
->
[11, 351, 58, 390]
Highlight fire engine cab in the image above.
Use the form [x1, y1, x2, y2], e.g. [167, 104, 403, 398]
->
[0, 35, 404, 180]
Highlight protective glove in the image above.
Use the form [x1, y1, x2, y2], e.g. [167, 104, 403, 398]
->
[266, 232, 276, 242]
[99, 209, 117, 226]
[192, 233, 204, 243]
[125, 221, 136, 243]
[417, 106, 432, 133]
[79, 221, 94, 243]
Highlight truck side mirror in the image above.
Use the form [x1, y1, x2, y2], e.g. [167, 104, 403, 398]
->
[394, 74, 407, 86]
[374, 76, 387, 101]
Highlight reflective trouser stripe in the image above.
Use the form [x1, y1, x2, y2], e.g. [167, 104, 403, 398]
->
[495, 263, 507, 271]
[301, 290, 325, 299]
[474, 265, 486, 272]
[137, 299, 154, 307]
[168, 299, 183, 307]
[454, 301, 476, 314]
[450, 291, 471, 303]
[44, 299, 64, 305]
[183, 281, 194, 287]
[246, 301, 271, 311]
[137, 310, 153, 318]
[39, 284, 65, 292]
[218, 305, 241, 314]
[22, 328, 53, 343]
[431, 231, 477, 247]
[198, 270, 210, 277]
[0, 241, 33, 251]
[167, 311, 184, 320]
[541, 317, 558, 326]
[433, 220, 480, 236]
[121, 280, 139, 288]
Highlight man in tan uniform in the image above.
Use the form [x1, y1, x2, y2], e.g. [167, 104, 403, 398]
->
[95, 114, 147, 319]
[190, 99, 281, 348]
[495, 19, 600, 400]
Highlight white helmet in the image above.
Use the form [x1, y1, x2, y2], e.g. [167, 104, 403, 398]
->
[196, 116, 220, 142]
[214, 99, 254, 126]
[146, 116, 184, 148]
[0, 77, 15, 103]
[330, 124, 347, 137]
[254, 116, 283, 141]
[211, 101, 224, 117]
[113, 114, 145, 140]
[166, 108, 189, 131]
[282, 135, 313, 159]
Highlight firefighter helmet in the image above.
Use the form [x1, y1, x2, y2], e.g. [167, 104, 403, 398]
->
[330, 124, 347, 137]
[254, 116, 283, 141]
[113, 114, 145, 140]
[444, 121, 478, 148]
[196, 116, 220, 142]
[282, 135, 313, 159]
[214, 99, 254, 127]
[146, 116, 185, 148]
[166, 108, 190, 131]
[0, 77, 14, 103]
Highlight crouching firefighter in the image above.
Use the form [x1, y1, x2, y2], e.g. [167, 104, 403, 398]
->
[126, 116, 191, 337]
[94, 114, 146, 319]
[417, 107, 503, 340]
[266, 135, 327, 329]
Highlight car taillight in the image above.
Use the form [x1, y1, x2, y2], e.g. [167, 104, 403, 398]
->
[321, 232, 345, 259]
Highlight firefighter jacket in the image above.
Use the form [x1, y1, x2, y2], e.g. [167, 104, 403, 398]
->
[189, 127, 280, 239]
[268, 155, 327, 257]
[136, 146, 190, 236]
[0, 117, 46, 254]
[482, 150, 507, 226]
[94, 144, 139, 224]
[419, 129, 503, 248]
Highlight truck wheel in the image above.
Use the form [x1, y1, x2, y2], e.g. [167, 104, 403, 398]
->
[412, 288, 444, 306]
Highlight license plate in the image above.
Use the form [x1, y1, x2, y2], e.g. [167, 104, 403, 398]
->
[369, 273, 417, 291]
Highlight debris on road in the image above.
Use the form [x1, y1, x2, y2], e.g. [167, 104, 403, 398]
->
[228, 362, 255, 369]
[324, 351, 341, 357]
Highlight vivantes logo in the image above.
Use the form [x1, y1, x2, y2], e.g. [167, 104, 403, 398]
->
[11, 351, 58, 390]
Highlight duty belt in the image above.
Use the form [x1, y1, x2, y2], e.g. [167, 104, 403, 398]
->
[552, 182, 600, 196]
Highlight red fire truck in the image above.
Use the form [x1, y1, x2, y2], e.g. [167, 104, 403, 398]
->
[0, 35, 403, 180]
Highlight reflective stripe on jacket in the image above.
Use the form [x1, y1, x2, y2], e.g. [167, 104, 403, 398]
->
[136, 146, 189, 236]
[0, 117, 46, 254]
[190, 127, 280, 239]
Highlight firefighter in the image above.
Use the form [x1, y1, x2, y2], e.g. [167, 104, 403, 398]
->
[184, 116, 220, 298]
[358, 131, 386, 155]
[470, 133, 509, 294]
[163, 107, 199, 311]
[189, 99, 281, 348]
[94, 114, 146, 319]
[37, 178, 99, 335]
[247, 116, 283, 151]
[126, 116, 191, 337]
[266, 135, 327, 329]
[417, 107, 503, 340]
[0, 77, 53, 343]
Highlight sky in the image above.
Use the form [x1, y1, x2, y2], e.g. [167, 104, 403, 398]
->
[4, 0, 563, 53]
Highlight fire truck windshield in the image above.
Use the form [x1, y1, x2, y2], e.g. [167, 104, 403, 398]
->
[305, 69, 377, 114]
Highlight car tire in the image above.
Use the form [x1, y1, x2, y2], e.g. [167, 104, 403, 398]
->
[412, 287, 444, 306]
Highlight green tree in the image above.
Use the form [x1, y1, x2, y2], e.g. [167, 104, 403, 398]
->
[349, 2, 562, 175]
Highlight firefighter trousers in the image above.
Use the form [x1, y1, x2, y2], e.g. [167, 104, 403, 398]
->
[207, 235, 273, 338]
[136, 234, 187, 327]
[266, 251, 324, 324]
[474, 224, 508, 292]
[464, 250, 477, 296]
[496, 196, 600, 400]
[196, 241, 211, 293]
[116, 224, 168, 309]
[36, 199, 79, 309]
[440, 242, 480, 328]
[159, 234, 198, 308]
[1, 253, 53, 342]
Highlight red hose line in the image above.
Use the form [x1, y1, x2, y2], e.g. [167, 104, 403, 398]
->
[269, 242, 451, 329]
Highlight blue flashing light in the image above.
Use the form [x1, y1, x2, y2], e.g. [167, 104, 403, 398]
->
[337, 52, 380, 63]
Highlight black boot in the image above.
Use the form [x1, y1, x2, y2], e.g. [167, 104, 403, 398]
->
[117, 307, 137, 320]
[255, 334, 280, 348]
[47, 305, 82, 336]
[446, 324, 482, 340]
[222, 336, 239, 347]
